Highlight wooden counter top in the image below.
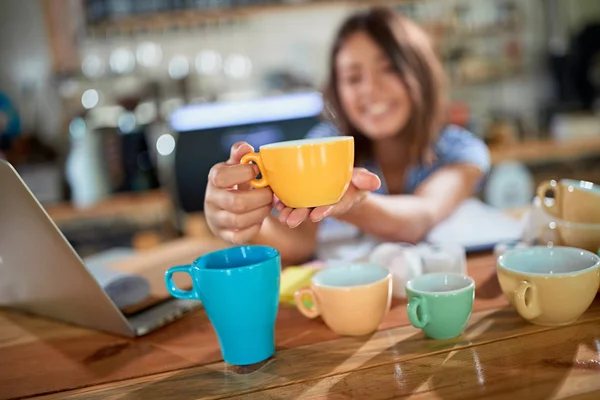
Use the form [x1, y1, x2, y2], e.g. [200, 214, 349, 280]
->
[44, 190, 173, 226]
[2, 249, 600, 399]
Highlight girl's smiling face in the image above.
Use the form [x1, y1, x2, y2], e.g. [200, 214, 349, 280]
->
[336, 31, 412, 141]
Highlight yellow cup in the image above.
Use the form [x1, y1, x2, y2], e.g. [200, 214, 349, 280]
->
[240, 136, 354, 208]
[294, 264, 392, 336]
[497, 246, 600, 327]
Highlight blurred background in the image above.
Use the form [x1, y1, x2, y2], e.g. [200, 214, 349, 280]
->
[0, 0, 599, 257]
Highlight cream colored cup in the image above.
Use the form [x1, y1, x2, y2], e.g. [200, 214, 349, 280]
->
[294, 264, 392, 336]
[497, 246, 600, 326]
[539, 219, 600, 253]
[536, 179, 600, 223]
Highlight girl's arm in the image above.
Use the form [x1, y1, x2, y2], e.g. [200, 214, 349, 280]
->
[337, 163, 484, 243]
[338, 127, 491, 243]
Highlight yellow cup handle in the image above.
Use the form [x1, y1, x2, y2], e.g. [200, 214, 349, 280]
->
[240, 152, 268, 189]
[514, 280, 541, 320]
[294, 288, 320, 319]
[536, 180, 561, 219]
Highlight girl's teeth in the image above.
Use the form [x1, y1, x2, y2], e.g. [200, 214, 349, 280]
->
[370, 104, 388, 115]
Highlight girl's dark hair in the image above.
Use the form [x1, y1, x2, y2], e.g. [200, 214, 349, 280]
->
[323, 7, 447, 166]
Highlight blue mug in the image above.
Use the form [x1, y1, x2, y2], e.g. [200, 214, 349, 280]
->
[165, 245, 281, 365]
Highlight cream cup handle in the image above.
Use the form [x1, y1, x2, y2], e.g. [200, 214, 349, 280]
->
[294, 288, 321, 319]
[536, 180, 561, 219]
[514, 280, 541, 320]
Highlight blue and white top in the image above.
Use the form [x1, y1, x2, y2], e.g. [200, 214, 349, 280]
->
[304, 122, 491, 252]
[306, 122, 491, 195]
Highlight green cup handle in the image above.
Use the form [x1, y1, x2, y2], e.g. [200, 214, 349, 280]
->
[165, 265, 196, 300]
[407, 296, 429, 329]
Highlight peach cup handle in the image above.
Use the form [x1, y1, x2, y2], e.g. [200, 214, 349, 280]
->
[240, 152, 268, 189]
[294, 288, 320, 319]
[514, 280, 541, 320]
[536, 180, 561, 219]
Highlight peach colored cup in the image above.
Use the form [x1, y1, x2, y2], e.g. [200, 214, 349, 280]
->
[294, 264, 392, 336]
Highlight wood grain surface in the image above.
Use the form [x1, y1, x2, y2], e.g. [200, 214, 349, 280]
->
[44, 190, 171, 226]
[489, 136, 600, 166]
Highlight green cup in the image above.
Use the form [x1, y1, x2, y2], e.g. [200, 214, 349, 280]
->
[406, 273, 475, 340]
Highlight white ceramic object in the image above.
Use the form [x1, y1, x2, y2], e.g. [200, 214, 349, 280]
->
[65, 125, 110, 209]
[484, 161, 534, 210]
[493, 240, 531, 259]
[416, 243, 467, 275]
[369, 243, 423, 298]
[369, 242, 413, 268]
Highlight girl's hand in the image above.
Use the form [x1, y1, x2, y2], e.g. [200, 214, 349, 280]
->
[274, 168, 381, 228]
[204, 142, 275, 245]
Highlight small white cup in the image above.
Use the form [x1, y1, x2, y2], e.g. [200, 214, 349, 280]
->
[369, 243, 423, 298]
[493, 240, 530, 259]
[416, 243, 467, 275]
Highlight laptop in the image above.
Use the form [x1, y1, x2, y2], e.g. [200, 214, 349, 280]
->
[0, 159, 201, 337]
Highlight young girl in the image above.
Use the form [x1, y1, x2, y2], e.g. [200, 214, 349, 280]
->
[203, 7, 490, 265]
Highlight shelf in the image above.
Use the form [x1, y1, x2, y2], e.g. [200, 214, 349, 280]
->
[490, 136, 600, 166]
[84, 0, 417, 35]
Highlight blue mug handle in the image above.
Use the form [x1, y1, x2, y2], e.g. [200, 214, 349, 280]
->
[165, 265, 196, 300]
